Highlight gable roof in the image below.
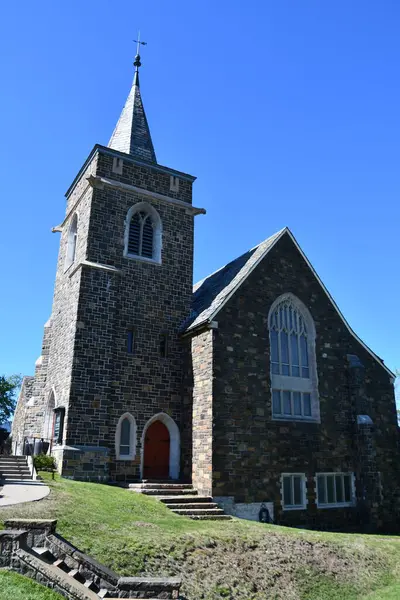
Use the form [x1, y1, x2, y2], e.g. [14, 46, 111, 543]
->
[184, 227, 394, 378]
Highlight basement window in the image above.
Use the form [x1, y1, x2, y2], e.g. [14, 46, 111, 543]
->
[281, 473, 307, 510]
[316, 473, 355, 508]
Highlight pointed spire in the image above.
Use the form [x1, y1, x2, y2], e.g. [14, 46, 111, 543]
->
[108, 43, 157, 163]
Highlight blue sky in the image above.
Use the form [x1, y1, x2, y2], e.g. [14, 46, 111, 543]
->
[0, 1, 399, 387]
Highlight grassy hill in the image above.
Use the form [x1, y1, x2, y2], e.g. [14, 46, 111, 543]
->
[0, 570, 64, 600]
[1, 473, 400, 599]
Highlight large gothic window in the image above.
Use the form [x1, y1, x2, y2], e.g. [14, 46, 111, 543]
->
[124, 202, 162, 263]
[268, 293, 319, 421]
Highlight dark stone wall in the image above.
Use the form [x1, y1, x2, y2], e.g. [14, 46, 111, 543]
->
[65, 149, 195, 480]
[211, 232, 399, 531]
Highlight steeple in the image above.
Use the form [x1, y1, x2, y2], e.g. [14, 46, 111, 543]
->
[108, 45, 157, 163]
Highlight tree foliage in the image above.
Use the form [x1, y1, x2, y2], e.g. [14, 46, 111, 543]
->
[0, 374, 22, 424]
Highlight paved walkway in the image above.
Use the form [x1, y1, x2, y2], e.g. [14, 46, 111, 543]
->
[0, 480, 50, 507]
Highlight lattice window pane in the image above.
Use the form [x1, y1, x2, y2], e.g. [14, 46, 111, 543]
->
[293, 476, 302, 506]
[283, 391, 291, 415]
[327, 475, 335, 504]
[270, 329, 279, 363]
[335, 475, 344, 503]
[272, 389, 281, 414]
[343, 475, 351, 502]
[120, 418, 130, 446]
[283, 476, 291, 506]
[293, 392, 302, 416]
[141, 216, 154, 258]
[128, 213, 141, 255]
[303, 393, 311, 417]
[317, 476, 326, 504]
[280, 331, 290, 375]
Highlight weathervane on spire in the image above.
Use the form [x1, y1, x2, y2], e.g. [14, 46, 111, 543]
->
[133, 31, 147, 70]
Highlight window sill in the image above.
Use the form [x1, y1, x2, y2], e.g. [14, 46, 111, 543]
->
[317, 503, 355, 509]
[282, 505, 307, 511]
[116, 455, 136, 461]
[272, 415, 320, 423]
[124, 253, 161, 266]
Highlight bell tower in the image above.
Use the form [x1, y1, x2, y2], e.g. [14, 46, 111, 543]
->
[16, 48, 205, 481]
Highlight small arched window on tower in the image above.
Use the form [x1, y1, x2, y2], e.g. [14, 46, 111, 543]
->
[124, 202, 162, 264]
[65, 213, 78, 271]
[268, 293, 319, 422]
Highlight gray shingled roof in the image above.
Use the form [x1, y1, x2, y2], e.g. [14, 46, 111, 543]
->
[108, 72, 157, 163]
[184, 228, 286, 332]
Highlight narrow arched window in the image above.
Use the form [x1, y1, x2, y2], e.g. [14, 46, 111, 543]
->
[268, 294, 319, 421]
[124, 202, 162, 263]
[115, 413, 137, 460]
[65, 214, 78, 270]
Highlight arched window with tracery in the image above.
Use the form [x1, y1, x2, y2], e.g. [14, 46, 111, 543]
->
[115, 413, 137, 460]
[268, 293, 319, 421]
[65, 213, 78, 271]
[124, 202, 162, 263]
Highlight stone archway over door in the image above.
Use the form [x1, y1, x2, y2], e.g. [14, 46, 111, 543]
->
[144, 421, 170, 479]
[141, 413, 180, 480]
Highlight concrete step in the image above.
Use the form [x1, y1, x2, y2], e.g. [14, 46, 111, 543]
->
[164, 502, 218, 510]
[159, 495, 212, 503]
[84, 579, 100, 593]
[189, 514, 232, 520]
[98, 590, 113, 598]
[32, 547, 56, 563]
[0, 467, 31, 474]
[68, 568, 86, 584]
[171, 508, 225, 516]
[137, 483, 194, 490]
[53, 558, 70, 573]
[141, 488, 197, 496]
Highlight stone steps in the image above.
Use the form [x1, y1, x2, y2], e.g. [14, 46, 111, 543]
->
[0, 456, 32, 482]
[164, 502, 218, 510]
[159, 495, 213, 503]
[129, 482, 231, 520]
[171, 507, 225, 516]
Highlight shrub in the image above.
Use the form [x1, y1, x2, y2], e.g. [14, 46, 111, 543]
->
[34, 453, 56, 471]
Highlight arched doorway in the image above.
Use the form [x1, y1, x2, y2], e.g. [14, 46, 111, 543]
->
[143, 420, 170, 479]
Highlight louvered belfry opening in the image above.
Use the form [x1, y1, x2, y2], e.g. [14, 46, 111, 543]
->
[128, 210, 154, 259]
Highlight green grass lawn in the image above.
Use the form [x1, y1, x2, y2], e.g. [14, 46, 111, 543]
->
[0, 570, 64, 600]
[1, 473, 400, 599]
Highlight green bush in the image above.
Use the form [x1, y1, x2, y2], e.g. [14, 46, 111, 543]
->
[33, 453, 56, 471]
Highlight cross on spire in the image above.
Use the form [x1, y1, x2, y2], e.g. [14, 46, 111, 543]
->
[133, 32, 147, 73]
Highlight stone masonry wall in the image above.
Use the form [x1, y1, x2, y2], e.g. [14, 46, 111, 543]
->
[191, 329, 214, 496]
[61, 149, 195, 480]
[212, 232, 399, 531]
[11, 376, 34, 453]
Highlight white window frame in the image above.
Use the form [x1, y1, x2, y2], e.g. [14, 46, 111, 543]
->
[281, 473, 307, 511]
[315, 472, 355, 509]
[268, 293, 320, 423]
[123, 202, 162, 264]
[115, 412, 137, 461]
[64, 213, 78, 272]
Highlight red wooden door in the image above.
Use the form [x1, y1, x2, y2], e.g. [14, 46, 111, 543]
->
[143, 421, 170, 479]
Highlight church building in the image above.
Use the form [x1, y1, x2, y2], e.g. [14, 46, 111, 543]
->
[12, 51, 399, 531]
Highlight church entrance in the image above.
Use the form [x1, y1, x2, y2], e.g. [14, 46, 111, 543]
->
[143, 420, 170, 479]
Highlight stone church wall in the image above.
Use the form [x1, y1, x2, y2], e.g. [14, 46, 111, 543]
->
[56, 149, 195, 480]
[191, 329, 214, 496]
[211, 232, 399, 531]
